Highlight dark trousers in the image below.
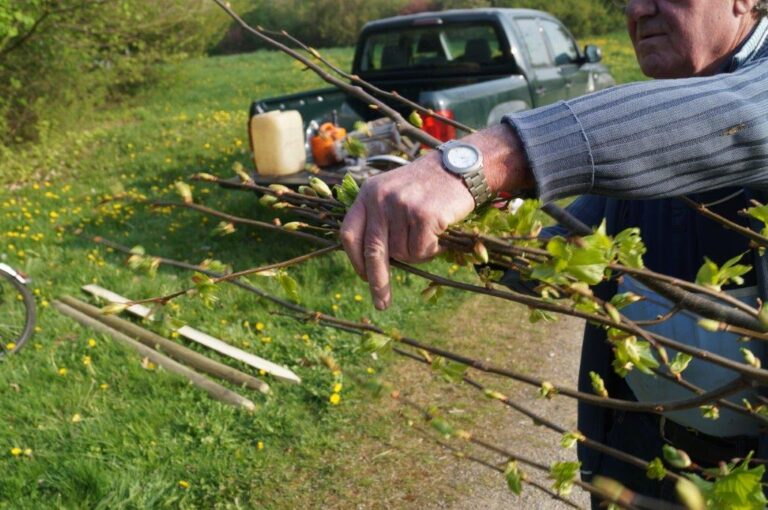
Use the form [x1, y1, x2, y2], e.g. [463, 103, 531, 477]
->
[588, 410, 759, 509]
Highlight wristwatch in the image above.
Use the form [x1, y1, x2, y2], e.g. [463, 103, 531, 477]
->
[436, 140, 494, 207]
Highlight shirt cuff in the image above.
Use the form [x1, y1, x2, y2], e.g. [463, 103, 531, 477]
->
[502, 101, 595, 203]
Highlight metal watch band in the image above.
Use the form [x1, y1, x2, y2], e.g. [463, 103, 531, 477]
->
[464, 169, 494, 206]
[436, 141, 495, 207]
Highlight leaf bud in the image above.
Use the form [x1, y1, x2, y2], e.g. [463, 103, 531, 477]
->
[662, 444, 692, 469]
[741, 347, 761, 368]
[194, 172, 217, 182]
[697, 319, 721, 332]
[268, 184, 292, 196]
[259, 194, 278, 207]
[408, 110, 423, 128]
[473, 241, 489, 264]
[298, 185, 318, 197]
[282, 222, 307, 231]
[675, 478, 706, 510]
[101, 302, 130, 315]
[309, 176, 333, 198]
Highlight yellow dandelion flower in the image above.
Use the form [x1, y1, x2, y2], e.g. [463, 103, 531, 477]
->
[301, 334, 310, 342]
[334, 293, 342, 300]
[331, 304, 339, 311]
[100, 383, 109, 390]
[58, 367, 68, 376]
[87, 338, 97, 348]
[5, 342, 16, 350]
[10, 447, 21, 456]
[329, 393, 341, 405]
[354, 294, 363, 302]
[333, 383, 342, 393]
[257, 441, 264, 450]
[366, 367, 375, 374]
[82, 355, 91, 366]
[261, 336, 272, 344]
[71, 414, 82, 423]
[178, 480, 190, 489]
[259, 369, 266, 376]
[255, 322, 265, 331]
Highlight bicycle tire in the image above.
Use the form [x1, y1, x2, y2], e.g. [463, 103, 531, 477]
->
[0, 267, 35, 356]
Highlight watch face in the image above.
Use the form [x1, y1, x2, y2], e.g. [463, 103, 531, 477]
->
[446, 145, 479, 171]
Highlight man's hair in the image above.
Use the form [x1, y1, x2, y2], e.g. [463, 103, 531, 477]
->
[756, 0, 768, 17]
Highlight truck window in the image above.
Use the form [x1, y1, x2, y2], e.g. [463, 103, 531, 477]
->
[359, 23, 509, 73]
[516, 18, 551, 68]
[540, 20, 579, 66]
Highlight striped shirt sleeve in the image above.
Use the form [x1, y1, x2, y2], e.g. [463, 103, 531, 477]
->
[503, 57, 768, 204]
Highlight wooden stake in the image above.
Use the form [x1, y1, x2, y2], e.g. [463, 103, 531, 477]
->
[82, 284, 301, 384]
[60, 295, 270, 394]
[53, 300, 257, 411]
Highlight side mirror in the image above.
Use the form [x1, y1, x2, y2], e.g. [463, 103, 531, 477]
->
[583, 44, 602, 64]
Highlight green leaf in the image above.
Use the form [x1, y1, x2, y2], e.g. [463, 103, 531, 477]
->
[695, 254, 751, 291]
[344, 137, 367, 158]
[276, 270, 300, 303]
[420, 283, 444, 305]
[538, 381, 557, 399]
[430, 417, 455, 438]
[529, 308, 556, 324]
[614, 227, 646, 269]
[504, 461, 524, 495]
[609, 292, 643, 310]
[431, 357, 468, 383]
[611, 336, 659, 376]
[700, 405, 720, 420]
[740, 347, 761, 368]
[670, 352, 693, 375]
[550, 461, 581, 496]
[333, 173, 360, 208]
[647, 457, 666, 481]
[361, 332, 392, 354]
[560, 431, 585, 449]
[684, 453, 767, 510]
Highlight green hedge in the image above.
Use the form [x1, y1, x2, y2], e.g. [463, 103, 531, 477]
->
[0, 0, 236, 147]
[214, 0, 624, 54]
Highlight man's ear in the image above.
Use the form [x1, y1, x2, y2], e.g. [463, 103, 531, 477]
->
[734, 0, 756, 16]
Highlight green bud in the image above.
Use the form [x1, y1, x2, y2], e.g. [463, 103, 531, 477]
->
[700, 404, 719, 420]
[408, 110, 423, 128]
[604, 302, 621, 323]
[232, 161, 253, 183]
[309, 176, 333, 198]
[483, 389, 508, 401]
[298, 185, 318, 197]
[741, 347, 761, 368]
[538, 381, 557, 399]
[675, 478, 706, 510]
[194, 172, 218, 182]
[473, 241, 489, 264]
[174, 181, 193, 204]
[560, 431, 585, 449]
[646, 457, 666, 481]
[589, 371, 609, 398]
[268, 184, 292, 196]
[662, 444, 691, 469]
[259, 194, 278, 207]
[697, 319, 721, 332]
[282, 222, 307, 232]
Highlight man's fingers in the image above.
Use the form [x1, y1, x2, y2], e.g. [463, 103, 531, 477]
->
[340, 199, 368, 281]
[363, 217, 392, 310]
[408, 212, 441, 262]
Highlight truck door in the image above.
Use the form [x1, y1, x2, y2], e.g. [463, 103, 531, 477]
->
[540, 19, 587, 99]
[515, 17, 566, 107]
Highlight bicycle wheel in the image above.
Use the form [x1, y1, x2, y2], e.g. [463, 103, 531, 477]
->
[0, 266, 35, 356]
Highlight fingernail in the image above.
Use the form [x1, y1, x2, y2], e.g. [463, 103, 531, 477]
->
[374, 298, 386, 310]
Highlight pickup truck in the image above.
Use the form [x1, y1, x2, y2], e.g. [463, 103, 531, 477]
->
[250, 8, 615, 144]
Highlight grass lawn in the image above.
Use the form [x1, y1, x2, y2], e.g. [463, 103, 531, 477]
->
[0, 31, 642, 508]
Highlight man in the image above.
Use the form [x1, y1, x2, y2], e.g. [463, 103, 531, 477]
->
[341, 0, 768, 504]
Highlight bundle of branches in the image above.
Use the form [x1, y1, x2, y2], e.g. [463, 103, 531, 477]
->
[82, 2, 768, 508]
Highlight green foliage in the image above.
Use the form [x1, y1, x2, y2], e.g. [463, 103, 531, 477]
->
[685, 454, 767, 510]
[669, 352, 693, 375]
[695, 254, 751, 291]
[549, 461, 581, 496]
[431, 356, 469, 383]
[504, 461, 524, 495]
[531, 221, 613, 286]
[0, 0, 233, 146]
[334, 173, 360, 208]
[276, 269, 301, 303]
[609, 332, 659, 377]
[646, 457, 666, 481]
[662, 444, 692, 469]
[560, 431, 585, 449]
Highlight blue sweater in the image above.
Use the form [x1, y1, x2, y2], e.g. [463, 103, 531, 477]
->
[502, 18, 768, 477]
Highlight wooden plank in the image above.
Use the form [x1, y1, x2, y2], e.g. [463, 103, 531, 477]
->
[53, 300, 257, 411]
[82, 284, 301, 384]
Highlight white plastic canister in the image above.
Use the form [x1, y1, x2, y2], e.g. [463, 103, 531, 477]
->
[249, 110, 306, 175]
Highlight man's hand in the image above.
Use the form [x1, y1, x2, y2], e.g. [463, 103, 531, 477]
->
[340, 150, 474, 310]
[340, 124, 532, 310]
